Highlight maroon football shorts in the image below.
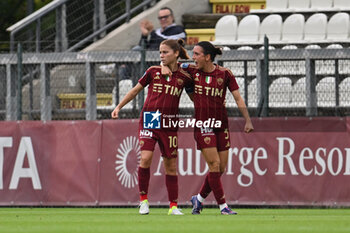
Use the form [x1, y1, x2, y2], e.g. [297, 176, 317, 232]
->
[138, 129, 178, 158]
[194, 127, 230, 152]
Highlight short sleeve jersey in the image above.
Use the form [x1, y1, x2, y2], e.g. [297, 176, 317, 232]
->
[138, 65, 193, 129]
[181, 64, 239, 128]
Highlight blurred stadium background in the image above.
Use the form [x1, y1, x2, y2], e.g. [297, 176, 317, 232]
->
[1, 0, 349, 121]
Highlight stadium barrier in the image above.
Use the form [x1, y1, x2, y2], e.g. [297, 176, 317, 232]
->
[1, 48, 350, 121]
[0, 117, 349, 206]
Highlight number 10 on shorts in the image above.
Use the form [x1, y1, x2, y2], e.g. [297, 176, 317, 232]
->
[168, 136, 178, 148]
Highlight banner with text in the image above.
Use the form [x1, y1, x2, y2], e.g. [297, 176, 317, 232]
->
[0, 117, 349, 206]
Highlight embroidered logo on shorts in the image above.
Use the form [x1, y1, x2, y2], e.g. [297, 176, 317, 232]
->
[171, 149, 177, 156]
[139, 140, 145, 147]
[204, 137, 211, 144]
[226, 141, 230, 148]
[143, 110, 161, 129]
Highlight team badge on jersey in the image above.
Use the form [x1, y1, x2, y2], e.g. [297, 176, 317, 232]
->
[205, 76, 212, 84]
[204, 137, 211, 144]
[195, 73, 200, 82]
[217, 78, 223, 85]
[154, 72, 160, 80]
[177, 78, 184, 86]
[165, 75, 171, 82]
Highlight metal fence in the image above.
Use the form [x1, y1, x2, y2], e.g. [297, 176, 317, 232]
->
[221, 48, 350, 117]
[0, 47, 350, 121]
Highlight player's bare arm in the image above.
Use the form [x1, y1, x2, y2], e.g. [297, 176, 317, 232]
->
[232, 89, 254, 133]
[111, 83, 144, 119]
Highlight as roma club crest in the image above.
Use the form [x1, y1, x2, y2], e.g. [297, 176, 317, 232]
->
[195, 73, 200, 82]
[154, 72, 160, 80]
[139, 140, 144, 147]
[204, 137, 211, 144]
[217, 78, 223, 85]
[205, 76, 212, 84]
[177, 78, 184, 86]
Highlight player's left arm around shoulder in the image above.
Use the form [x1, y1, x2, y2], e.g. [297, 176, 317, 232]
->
[111, 83, 144, 119]
[231, 90, 254, 133]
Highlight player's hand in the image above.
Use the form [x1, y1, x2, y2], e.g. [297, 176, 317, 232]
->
[111, 107, 120, 119]
[161, 64, 172, 77]
[244, 121, 254, 133]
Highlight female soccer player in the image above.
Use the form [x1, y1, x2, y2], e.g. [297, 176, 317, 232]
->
[162, 41, 254, 215]
[111, 39, 192, 215]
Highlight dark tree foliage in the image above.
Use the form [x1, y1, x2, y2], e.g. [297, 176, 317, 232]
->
[0, 0, 52, 51]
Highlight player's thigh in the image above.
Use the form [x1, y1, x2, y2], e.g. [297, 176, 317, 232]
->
[201, 147, 220, 172]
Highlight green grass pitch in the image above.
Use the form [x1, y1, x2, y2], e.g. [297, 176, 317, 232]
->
[1, 207, 349, 233]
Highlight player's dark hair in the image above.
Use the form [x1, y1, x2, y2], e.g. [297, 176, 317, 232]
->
[196, 41, 222, 61]
[160, 39, 190, 60]
[160, 7, 174, 23]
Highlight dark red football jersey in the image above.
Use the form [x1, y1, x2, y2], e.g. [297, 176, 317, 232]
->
[138, 65, 193, 129]
[181, 63, 239, 128]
